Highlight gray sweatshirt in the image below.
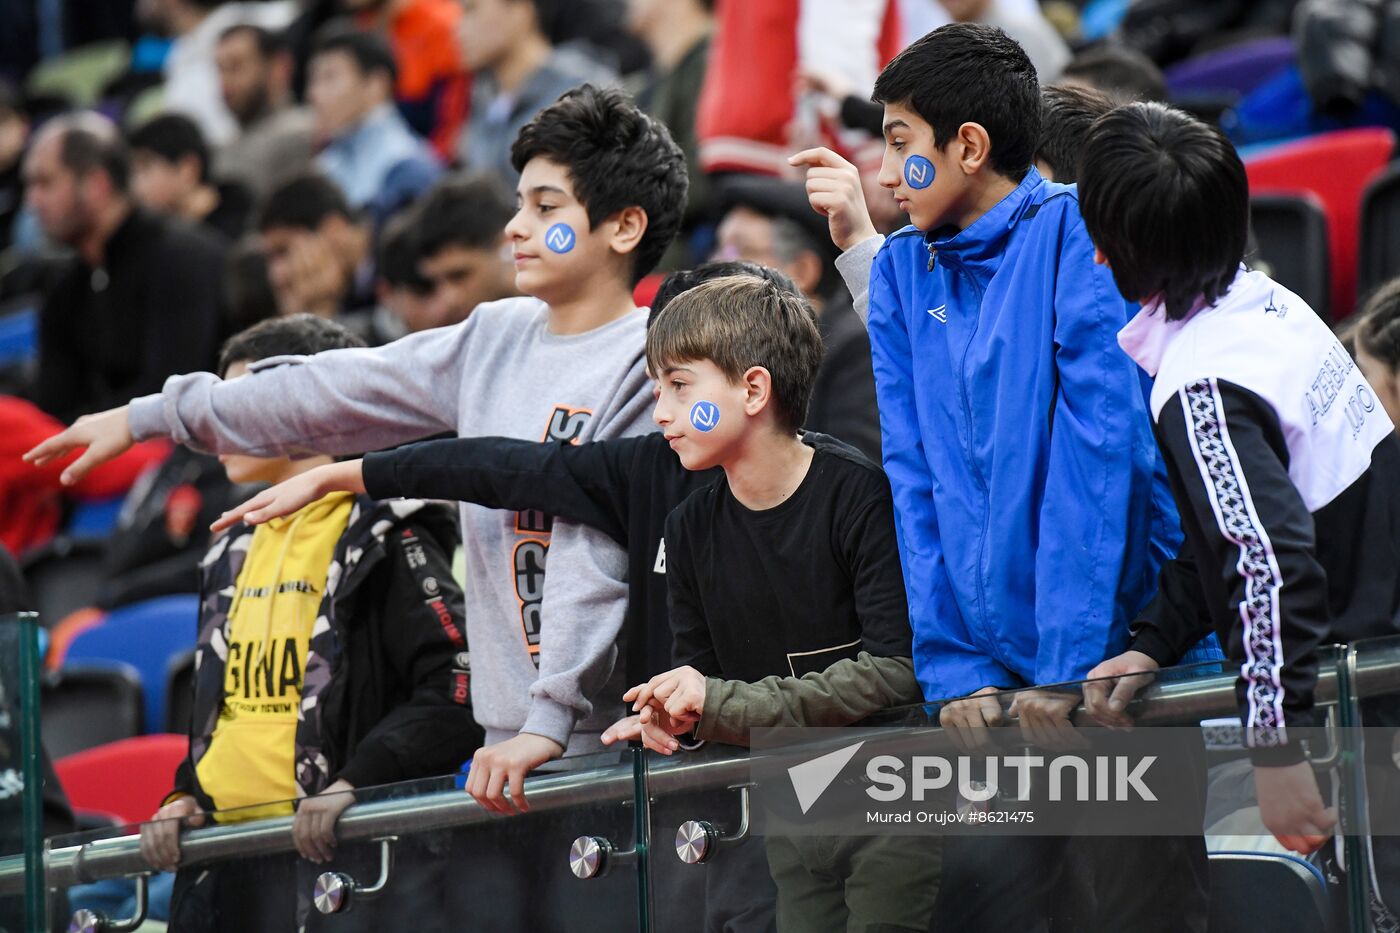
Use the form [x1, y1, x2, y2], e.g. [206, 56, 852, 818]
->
[129, 298, 656, 757]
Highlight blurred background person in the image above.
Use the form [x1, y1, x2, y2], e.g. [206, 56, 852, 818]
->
[713, 176, 880, 460]
[213, 23, 316, 201]
[128, 112, 253, 241]
[456, 0, 615, 183]
[308, 24, 441, 225]
[25, 113, 225, 421]
[410, 172, 517, 330]
[144, 0, 298, 146]
[344, 0, 470, 160]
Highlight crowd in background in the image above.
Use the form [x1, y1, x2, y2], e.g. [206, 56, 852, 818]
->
[4, 0, 1400, 930]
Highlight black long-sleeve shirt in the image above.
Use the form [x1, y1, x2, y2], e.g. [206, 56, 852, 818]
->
[35, 209, 225, 422]
[663, 437, 912, 683]
[1132, 380, 1400, 764]
[363, 430, 724, 683]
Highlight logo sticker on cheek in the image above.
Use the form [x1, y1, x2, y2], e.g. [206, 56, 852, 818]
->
[545, 223, 576, 254]
[904, 155, 935, 190]
[689, 401, 720, 432]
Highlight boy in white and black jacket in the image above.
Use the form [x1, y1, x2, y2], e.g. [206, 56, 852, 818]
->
[1078, 103, 1400, 861]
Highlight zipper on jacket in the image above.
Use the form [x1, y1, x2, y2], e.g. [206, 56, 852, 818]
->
[940, 252, 997, 655]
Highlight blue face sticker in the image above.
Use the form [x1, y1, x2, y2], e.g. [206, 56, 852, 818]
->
[545, 223, 576, 254]
[689, 400, 721, 432]
[903, 155, 935, 190]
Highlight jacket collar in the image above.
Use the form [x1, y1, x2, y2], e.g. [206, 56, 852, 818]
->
[1117, 267, 1245, 376]
[925, 166, 1047, 284]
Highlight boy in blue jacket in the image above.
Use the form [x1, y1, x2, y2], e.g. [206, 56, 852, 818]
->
[798, 24, 1205, 930]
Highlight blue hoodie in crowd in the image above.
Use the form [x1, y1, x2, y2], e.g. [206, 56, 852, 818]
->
[867, 166, 1184, 702]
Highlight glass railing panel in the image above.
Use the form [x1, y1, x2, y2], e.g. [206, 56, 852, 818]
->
[638, 648, 1368, 933]
[26, 750, 647, 932]
[0, 612, 45, 933]
[1339, 634, 1400, 928]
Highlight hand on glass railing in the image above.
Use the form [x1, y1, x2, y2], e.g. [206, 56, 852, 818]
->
[938, 686, 1005, 751]
[624, 665, 706, 726]
[1008, 689, 1088, 750]
[1255, 761, 1337, 855]
[1082, 650, 1161, 729]
[138, 794, 205, 872]
[293, 778, 356, 864]
[600, 710, 690, 755]
[465, 732, 563, 816]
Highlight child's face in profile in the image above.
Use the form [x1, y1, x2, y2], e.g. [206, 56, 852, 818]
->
[505, 157, 608, 305]
[217, 361, 301, 486]
[650, 358, 749, 471]
[877, 101, 963, 232]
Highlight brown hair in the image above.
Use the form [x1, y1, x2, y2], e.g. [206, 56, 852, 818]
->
[646, 274, 824, 432]
[1357, 278, 1400, 372]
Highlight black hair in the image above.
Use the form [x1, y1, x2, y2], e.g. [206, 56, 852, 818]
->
[218, 313, 366, 376]
[311, 22, 397, 86]
[1062, 45, 1168, 104]
[1079, 102, 1247, 321]
[128, 113, 211, 183]
[415, 172, 514, 260]
[224, 236, 279, 334]
[1036, 84, 1114, 184]
[1358, 279, 1400, 371]
[257, 173, 352, 232]
[218, 23, 288, 59]
[511, 84, 688, 283]
[650, 260, 799, 327]
[378, 210, 432, 292]
[872, 23, 1040, 182]
[51, 114, 130, 193]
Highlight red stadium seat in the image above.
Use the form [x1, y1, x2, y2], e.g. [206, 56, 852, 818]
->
[54, 734, 188, 827]
[1244, 127, 1396, 319]
[633, 273, 664, 311]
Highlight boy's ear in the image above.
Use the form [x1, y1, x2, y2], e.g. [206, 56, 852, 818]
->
[605, 205, 649, 258]
[741, 365, 773, 418]
[954, 121, 994, 176]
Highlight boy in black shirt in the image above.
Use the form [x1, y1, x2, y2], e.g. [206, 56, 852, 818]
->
[607, 273, 936, 933]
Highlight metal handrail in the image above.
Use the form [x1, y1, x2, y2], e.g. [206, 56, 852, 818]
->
[4, 642, 1398, 896]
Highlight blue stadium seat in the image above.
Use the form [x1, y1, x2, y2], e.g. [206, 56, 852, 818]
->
[65, 495, 126, 540]
[0, 304, 37, 369]
[64, 594, 199, 734]
[1207, 851, 1330, 933]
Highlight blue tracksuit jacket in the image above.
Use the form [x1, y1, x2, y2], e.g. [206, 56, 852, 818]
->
[867, 167, 1182, 701]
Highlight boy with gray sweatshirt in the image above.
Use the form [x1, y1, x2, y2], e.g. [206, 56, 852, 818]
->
[28, 85, 690, 814]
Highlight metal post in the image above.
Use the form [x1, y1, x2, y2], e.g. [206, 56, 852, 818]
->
[631, 744, 651, 933]
[17, 612, 45, 933]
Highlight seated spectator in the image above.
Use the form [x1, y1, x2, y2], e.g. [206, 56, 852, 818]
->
[713, 176, 880, 460]
[372, 209, 435, 335]
[0, 82, 28, 254]
[223, 234, 279, 335]
[24, 113, 225, 422]
[128, 113, 254, 241]
[936, 0, 1071, 81]
[345, 0, 470, 159]
[257, 173, 390, 343]
[137, 314, 479, 929]
[1059, 43, 1169, 103]
[1035, 84, 1115, 183]
[625, 0, 714, 267]
[309, 25, 442, 224]
[411, 172, 517, 330]
[456, 0, 616, 183]
[1356, 278, 1400, 430]
[213, 24, 317, 202]
[148, 0, 298, 147]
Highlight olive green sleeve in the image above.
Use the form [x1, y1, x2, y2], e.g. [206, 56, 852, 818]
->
[696, 653, 921, 747]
